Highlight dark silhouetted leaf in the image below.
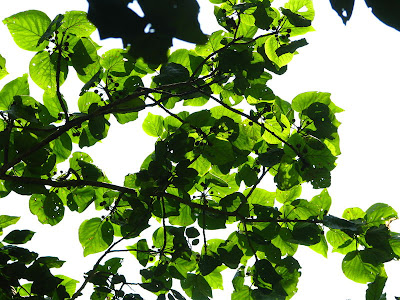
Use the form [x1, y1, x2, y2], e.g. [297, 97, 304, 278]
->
[329, 0, 355, 24]
[3, 230, 35, 245]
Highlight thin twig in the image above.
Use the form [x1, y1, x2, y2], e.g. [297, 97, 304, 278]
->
[201, 193, 208, 253]
[193, 86, 300, 156]
[234, 166, 270, 214]
[70, 235, 126, 300]
[71, 212, 151, 299]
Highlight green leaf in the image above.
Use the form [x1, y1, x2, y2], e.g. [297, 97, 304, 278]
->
[67, 187, 95, 213]
[276, 38, 308, 56]
[342, 207, 366, 220]
[342, 251, 380, 284]
[291, 91, 333, 113]
[169, 205, 196, 227]
[244, 188, 275, 207]
[309, 235, 328, 258]
[60, 11, 96, 37]
[42, 89, 67, 118]
[186, 227, 200, 238]
[29, 51, 68, 91]
[258, 148, 284, 167]
[365, 226, 392, 251]
[0, 180, 9, 199]
[218, 243, 243, 269]
[237, 164, 258, 187]
[323, 215, 362, 234]
[202, 135, 235, 165]
[272, 229, 298, 256]
[0, 54, 9, 80]
[36, 14, 64, 46]
[78, 92, 102, 114]
[276, 185, 302, 204]
[43, 192, 65, 225]
[79, 218, 114, 256]
[366, 275, 387, 300]
[232, 286, 252, 300]
[181, 274, 212, 300]
[253, 3, 274, 30]
[326, 229, 357, 254]
[6, 180, 48, 196]
[50, 132, 72, 163]
[0, 215, 20, 234]
[274, 158, 301, 190]
[3, 230, 35, 244]
[288, 222, 321, 246]
[365, 203, 398, 226]
[198, 255, 222, 276]
[56, 275, 79, 297]
[389, 234, 400, 257]
[284, 0, 315, 22]
[0, 74, 29, 110]
[232, 268, 245, 291]
[262, 115, 290, 144]
[128, 239, 150, 267]
[80, 69, 102, 96]
[281, 8, 312, 27]
[101, 49, 132, 74]
[204, 267, 224, 290]
[152, 227, 174, 250]
[36, 256, 65, 268]
[185, 110, 213, 128]
[310, 189, 331, 217]
[29, 193, 65, 226]
[142, 112, 164, 137]
[153, 63, 190, 85]
[70, 37, 101, 82]
[3, 10, 51, 51]
[253, 259, 282, 288]
[264, 35, 294, 68]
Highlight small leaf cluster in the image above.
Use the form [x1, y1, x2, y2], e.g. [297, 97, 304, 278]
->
[0, 215, 78, 299]
[0, 0, 398, 299]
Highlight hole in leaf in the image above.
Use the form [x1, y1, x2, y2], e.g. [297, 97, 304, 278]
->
[144, 23, 155, 34]
[128, 1, 145, 17]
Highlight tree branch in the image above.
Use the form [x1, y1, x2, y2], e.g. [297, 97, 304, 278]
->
[70, 235, 126, 300]
[157, 192, 322, 224]
[0, 174, 136, 195]
[234, 166, 270, 215]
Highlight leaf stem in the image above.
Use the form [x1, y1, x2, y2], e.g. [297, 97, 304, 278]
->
[55, 33, 69, 122]
[160, 196, 168, 256]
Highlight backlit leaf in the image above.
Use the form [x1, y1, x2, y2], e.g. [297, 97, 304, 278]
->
[342, 251, 380, 284]
[79, 218, 114, 256]
[143, 112, 163, 137]
[3, 10, 50, 51]
[30, 51, 68, 91]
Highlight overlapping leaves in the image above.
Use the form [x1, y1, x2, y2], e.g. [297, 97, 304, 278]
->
[0, 2, 398, 300]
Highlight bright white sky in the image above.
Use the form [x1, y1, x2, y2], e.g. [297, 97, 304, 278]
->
[1, 0, 400, 299]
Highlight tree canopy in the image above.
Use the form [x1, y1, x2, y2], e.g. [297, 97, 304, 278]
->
[0, 0, 399, 299]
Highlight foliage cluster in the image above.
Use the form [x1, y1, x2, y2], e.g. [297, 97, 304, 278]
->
[0, 0, 399, 299]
